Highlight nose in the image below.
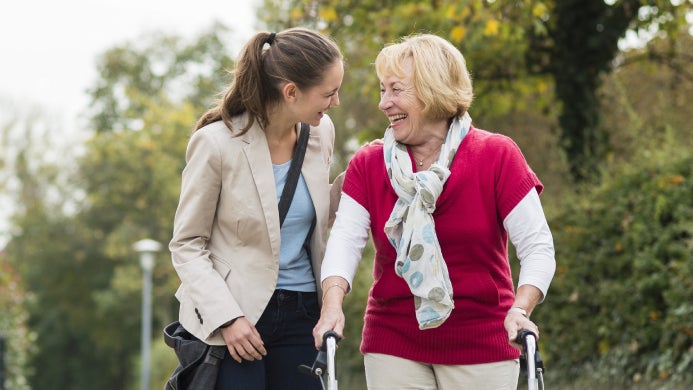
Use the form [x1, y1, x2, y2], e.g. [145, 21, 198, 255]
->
[331, 92, 340, 107]
[378, 93, 391, 111]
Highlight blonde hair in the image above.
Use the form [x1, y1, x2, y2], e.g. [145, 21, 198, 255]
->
[375, 34, 473, 119]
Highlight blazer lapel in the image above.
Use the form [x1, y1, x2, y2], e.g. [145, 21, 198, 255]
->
[301, 126, 326, 226]
[239, 117, 282, 259]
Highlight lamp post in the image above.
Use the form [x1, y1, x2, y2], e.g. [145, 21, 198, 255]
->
[133, 238, 162, 390]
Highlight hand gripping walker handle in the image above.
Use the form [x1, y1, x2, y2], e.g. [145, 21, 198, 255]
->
[298, 331, 342, 378]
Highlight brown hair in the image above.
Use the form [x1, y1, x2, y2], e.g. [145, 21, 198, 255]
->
[195, 27, 343, 134]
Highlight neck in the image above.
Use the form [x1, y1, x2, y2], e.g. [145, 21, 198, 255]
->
[264, 105, 298, 141]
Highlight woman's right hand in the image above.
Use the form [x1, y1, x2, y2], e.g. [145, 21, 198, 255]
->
[313, 302, 345, 350]
[220, 316, 267, 363]
[313, 277, 348, 349]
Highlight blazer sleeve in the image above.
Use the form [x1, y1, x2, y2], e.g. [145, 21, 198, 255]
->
[169, 128, 243, 337]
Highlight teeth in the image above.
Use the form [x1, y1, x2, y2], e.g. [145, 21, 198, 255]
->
[388, 114, 407, 123]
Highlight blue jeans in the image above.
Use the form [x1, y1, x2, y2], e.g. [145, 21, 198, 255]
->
[215, 289, 322, 390]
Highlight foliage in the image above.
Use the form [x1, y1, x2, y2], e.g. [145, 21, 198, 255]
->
[601, 25, 693, 171]
[1, 2, 690, 388]
[0, 259, 34, 390]
[535, 152, 693, 386]
[86, 21, 235, 133]
[1, 25, 233, 389]
[528, 0, 691, 182]
[261, 0, 692, 183]
[259, 0, 558, 177]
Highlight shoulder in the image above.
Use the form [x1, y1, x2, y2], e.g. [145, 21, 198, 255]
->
[192, 113, 259, 145]
[465, 126, 520, 152]
[309, 114, 336, 147]
[345, 144, 385, 181]
[192, 120, 235, 143]
[461, 126, 529, 163]
[186, 118, 247, 162]
[352, 143, 384, 163]
[312, 114, 335, 134]
[307, 115, 336, 165]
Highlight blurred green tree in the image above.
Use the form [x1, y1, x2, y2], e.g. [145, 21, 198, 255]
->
[86, 21, 235, 133]
[1, 1, 690, 388]
[260, 0, 692, 182]
[528, 0, 691, 181]
[0, 258, 34, 390]
[2, 25, 235, 389]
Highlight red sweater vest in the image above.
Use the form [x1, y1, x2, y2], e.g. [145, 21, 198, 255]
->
[342, 126, 542, 364]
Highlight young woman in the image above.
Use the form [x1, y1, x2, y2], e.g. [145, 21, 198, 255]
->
[169, 27, 344, 389]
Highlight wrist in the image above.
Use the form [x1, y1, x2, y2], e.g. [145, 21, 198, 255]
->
[507, 307, 528, 318]
[219, 318, 237, 329]
[322, 283, 347, 304]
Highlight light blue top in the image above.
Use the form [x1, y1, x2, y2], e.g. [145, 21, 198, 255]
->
[273, 160, 316, 292]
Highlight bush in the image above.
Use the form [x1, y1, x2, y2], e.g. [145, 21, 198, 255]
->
[535, 154, 693, 386]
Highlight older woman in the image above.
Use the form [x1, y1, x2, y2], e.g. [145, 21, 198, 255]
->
[313, 34, 555, 389]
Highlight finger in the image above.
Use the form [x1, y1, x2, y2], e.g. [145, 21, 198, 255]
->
[508, 339, 522, 351]
[228, 346, 243, 363]
[313, 318, 341, 349]
[232, 341, 259, 361]
[333, 320, 345, 338]
[248, 330, 267, 356]
[313, 323, 330, 349]
[248, 336, 267, 360]
[241, 339, 263, 360]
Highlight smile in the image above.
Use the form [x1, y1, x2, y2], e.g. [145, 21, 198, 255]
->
[388, 114, 407, 124]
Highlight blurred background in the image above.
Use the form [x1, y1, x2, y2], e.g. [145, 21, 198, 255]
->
[1, 0, 691, 389]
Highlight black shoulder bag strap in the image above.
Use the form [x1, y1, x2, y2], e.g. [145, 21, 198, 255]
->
[278, 123, 310, 227]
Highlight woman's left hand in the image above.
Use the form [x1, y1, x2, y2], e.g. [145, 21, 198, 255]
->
[504, 310, 539, 350]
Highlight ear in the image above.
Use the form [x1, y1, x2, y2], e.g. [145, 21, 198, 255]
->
[281, 82, 299, 102]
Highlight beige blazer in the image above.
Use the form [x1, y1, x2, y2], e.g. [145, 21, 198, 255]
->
[169, 113, 335, 345]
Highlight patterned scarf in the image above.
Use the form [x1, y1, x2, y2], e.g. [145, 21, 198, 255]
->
[383, 113, 471, 329]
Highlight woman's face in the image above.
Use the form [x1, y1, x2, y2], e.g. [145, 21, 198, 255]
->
[378, 58, 428, 144]
[295, 61, 344, 127]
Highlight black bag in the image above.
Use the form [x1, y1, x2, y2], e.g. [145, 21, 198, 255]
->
[163, 123, 311, 389]
[163, 321, 226, 390]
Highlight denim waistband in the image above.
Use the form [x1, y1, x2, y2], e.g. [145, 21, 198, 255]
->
[273, 289, 316, 299]
[272, 289, 317, 307]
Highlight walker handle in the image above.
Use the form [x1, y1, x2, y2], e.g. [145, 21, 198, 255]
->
[298, 331, 342, 378]
[322, 330, 341, 349]
[515, 329, 544, 377]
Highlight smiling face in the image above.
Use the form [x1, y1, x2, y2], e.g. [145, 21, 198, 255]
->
[294, 60, 344, 126]
[375, 34, 475, 145]
[378, 58, 435, 145]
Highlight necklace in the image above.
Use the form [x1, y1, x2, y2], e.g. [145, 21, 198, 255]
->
[414, 149, 440, 167]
